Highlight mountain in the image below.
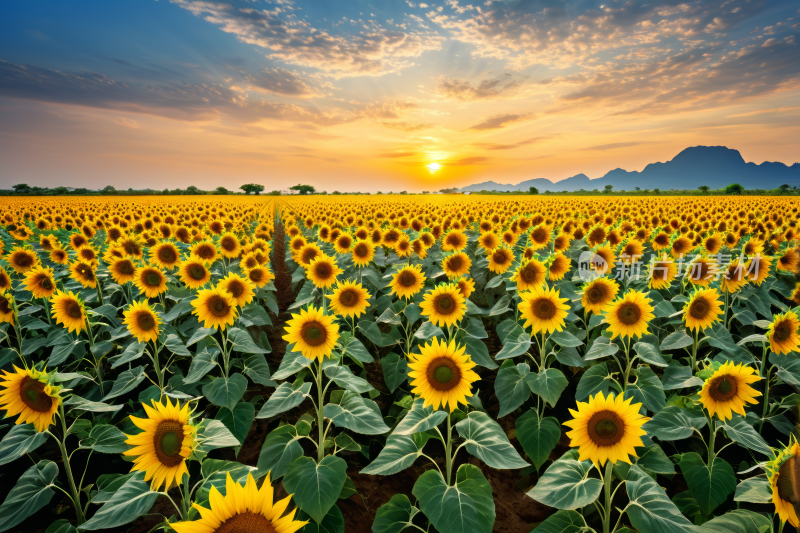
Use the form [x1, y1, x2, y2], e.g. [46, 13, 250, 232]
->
[458, 146, 800, 193]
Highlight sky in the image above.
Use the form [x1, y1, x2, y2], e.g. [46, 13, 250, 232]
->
[1, 0, 798, 193]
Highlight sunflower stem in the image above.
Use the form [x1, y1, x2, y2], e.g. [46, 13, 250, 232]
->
[95, 282, 105, 306]
[316, 362, 325, 462]
[602, 460, 613, 533]
[445, 411, 453, 486]
[759, 347, 771, 435]
[55, 404, 86, 525]
[151, 339, 164, 395]
[690, 329, 699, 372]
[707, 414, 717, 463]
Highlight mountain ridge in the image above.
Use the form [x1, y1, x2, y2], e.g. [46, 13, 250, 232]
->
[458, 146, 800, 193]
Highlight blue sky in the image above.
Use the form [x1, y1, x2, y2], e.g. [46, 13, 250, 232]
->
[1, 0, 798, 191]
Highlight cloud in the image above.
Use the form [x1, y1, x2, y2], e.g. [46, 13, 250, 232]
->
[378, 151, 416, 158]
[436, 74, 522, 100]
[472, 136, 549, 150]
[445, 156, 490, 165]
[582, 142, 646, 151]
[115, 117, 139, 128]
[381, 121, 433, 131]
[173, 0, 445, 76]
[244, 67, 319, 97]
[467, 113, 533, 130]
[358, 101, 418, 119]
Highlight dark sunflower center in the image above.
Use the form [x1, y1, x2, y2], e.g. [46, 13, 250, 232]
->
[20, 378, 54, 413]
[400, 272, 416, 287]
[339, 237, 351, 248]
[302, 250, 318, 264]
[617, 302, 641, 325]
[190, 265, 206, 280]
[0, 298, 11, 314]
[78, 265, 93, 279]
[354, 244, 368, 257]
[215, 511, 276, 533]
[209, 296, 230, 317]
[301, 321, 327, 347]
[197, 245, 215, 259]
[249, 270, 263, 282]
[153, 420, 185, 467]
[15, 254, 33, 267]
[227, 281, 245, 298]
[339, 289, 358, 307]
[533, 228, 547, 243]
[427, 358, 461, 391]
[0, 275, 9, 288]
[587, 286, 605, 303]
[66, 300, 83, 319]
[137, 312, 156, 331]
[40, 277, 53, 290]
[533, 298, 556, 320]
[315, 263, 332, 279]
[521, 264, 537, 283]
[493, 252, 507, 264]
[778, 457, 800, 503]
[159, 247, 177, 263]
[119, 261, 134, 275]
[434, 294, 455, 314]
[774, 321, 792, 343]
[221, 237, 236, 251]
[689, 297, 710, 319]
[588, 410, 625, 446]
[447, 256, 464, 271]
[709, 375, 738, 401]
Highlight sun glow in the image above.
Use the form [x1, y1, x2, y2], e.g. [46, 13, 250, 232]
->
[426, 163, 441, 174]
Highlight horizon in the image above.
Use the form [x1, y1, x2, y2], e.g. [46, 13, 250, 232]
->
[1, 0, 799, 192]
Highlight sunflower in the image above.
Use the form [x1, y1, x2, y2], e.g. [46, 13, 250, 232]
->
[670, 236, 693, 258]
[123, 396, 195, 490]
[519, 285, 569, 334]
[767, 438, 800, 528]
[0, 293, 14, 324]
[443, 252, 471, 279]
[589, 246, 617, 274]
[75, 245, 99, 267]
[511, 258, 547, 291]
[305, 255, 342, 289]
[123, 300, 162, 343]
[394, 235, 412, 258]
[334, 233, 353, 254]
[170, 472, 308, 533]
[289, 235, 307, 255]
[603, 290, 654, 340]
[244, 266, 274, 288]
[150, 242, 181, 270]
[442, 230, 468, 252]
[109, 257, 137, 284]
[685, 256, 717, 287]
[50, 248, 69, 265]
[477, 232, 500, 252]
[683, 288, 723, 332]
[698, 361, 760, 420]
[69, 261, 97, 289]
[0, 268, 11, 294]
[529, 225, 552, 250]
[407, 338, 479, 412]
[192, 286, 238, 330]
[454, 277, 475, 299]
[51, 290, 87, 333]
[564, 391, 647, 467]
[327, 280, 371, 318]
[178, 258, 211, 290]
[0, 366, 61, 432]
[767, 311, 800, 355]
[7, 247, 38, 274]
[643, 253, 674, 290]
[217, 273, 255, 307]
[580, 277, 620, 315]
[135, 266, 168, 298]
[746, 255, 772, 286]
[351, 239, 375, 267]
[390, 264, 426, 299]
[487, 247, 514, 274]
[23, 266, 56, 299]
[547, 253, 571, 281]
[218, 232, 242, 259]
[777, 247, 800, 273]
[282, 305, 339, 362]
[420, 284, 466, 328]
[190, 241, 219, 264]
[295, 243, 322, 267]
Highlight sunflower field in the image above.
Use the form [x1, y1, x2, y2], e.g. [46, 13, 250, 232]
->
[2, 195, 800, 533]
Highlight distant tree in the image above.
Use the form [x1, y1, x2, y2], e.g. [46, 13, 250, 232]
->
[725, 183, 744, 195]
[73, 188, 89, 195]
[422, 190, 430, 194]
[215, 186, 230, 195]
[604, 184, 614, 193]
[240, 183, 265, 195]
[698, 185, 710, 193]
[529, 186, 539, 195]
[439, 188, 459, 194]
[266, 190, 282, 196]
[399, 191, 407, 195]
[51, 186, 68, 195]
[634, 187, 641, 191]
[186, 185, 201, 195]
[779, 184, 791, 191]
[290, 184, 316, 195]
[12, 183, 31, 193]
[653, 188, 660, 194]
[102, 185, 117, 194]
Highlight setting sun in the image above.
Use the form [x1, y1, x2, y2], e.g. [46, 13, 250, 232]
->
[426, 163, 441, 174]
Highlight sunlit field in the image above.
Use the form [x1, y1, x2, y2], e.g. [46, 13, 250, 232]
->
[2, 194, 800, 533]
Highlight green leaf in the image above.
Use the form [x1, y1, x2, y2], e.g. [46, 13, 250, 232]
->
[635, 443, 675, 475]
[455, 411, 528, 469]
[361, 433, 430, 475]
[273, 349, 314, 380]
[49, 340, 85, 366]
[216, 403, 255, 451]
[186, 327, 217, 347]
[0, 424, 49, 466]
[183, 348, 219, 384]
[243, 353, 276, 387]
[415, 320, 445, 340]
[623, 366, 665, 413]
[102, 365, 146, 401]
[464, 318, 488, 339]
[257, 381, 311, 419]
[380, 353, 408, 393]
[45, 520, 78, 533]
[633, 342, 667, 367]
[359, 320, 385, 346]
[494, 362, 531, 417]
[721, 418, 771, 456]
[81, 425, 128, 454]
[63, 395, 122, 413]
[92, 473, 137, 503]
[255, 425, 302, 480]
[702, 509, 773, 533]
[463, 337, 498, 369]
[413, 465, 495, 533]
[0, 460, 58, 533]
[495, 332, 532, 360]
[516, 410, 561, 470]
[79, 471, 159, 530]
[678, 452, 737, 516]
[229, 327, 269, 354]
[195, 419, 241, 453]
[198, 460, 257, 503]
[527, 454, 602, 510]
[585, 336, 619, 361]
[661, 363, 704, 390]
[643, 406, 704, 441]
[110, 341, 145, 369]
[340, 334, 374, 363]
[301, 504, 344, 533]
[283, 455, 348, 524]
[324, 392, 390, 435]
[660, 330, 693, 351]
[530, 510, 586, 533]
[625, 464, 696, 533]
[372, 494, 421, 533]
[324, 366, 374, 394]
[394, 398, 447, 435]
[575, 362, 612, 401]
[525, 368, 568, 408]
[549, 330, 583, 348]
[733, 475, 772, 504]
[203, 373, 248, 411]
[164, 334, 191, 356]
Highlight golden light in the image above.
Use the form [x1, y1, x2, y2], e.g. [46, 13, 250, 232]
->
[426, 163, 441, 174]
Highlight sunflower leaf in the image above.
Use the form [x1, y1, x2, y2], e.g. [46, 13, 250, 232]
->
[720, 418, 771, 456]
[529, 510, 586, 533]
[413, 465, 495, 533]
[678, 452, 737, 517]
[0, 460, 58, 533]
[525, 368, 569, 408]
[256, 381, 311, 419]
[361, 432, 430, 475]
[527, 454, 601, 510]
[456, 411, 529, 469]
[372, 494, 421, 533]
[494, 362, 531, 417]
[283, 455, 348, 524]
[516, 410, 561, 470]
[393, 398, 447, 435]
[625, 464, 696, 533]
[228, 327, 269, 354]
[79, 471, 159, 530]
[324, 391, 390, 435]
